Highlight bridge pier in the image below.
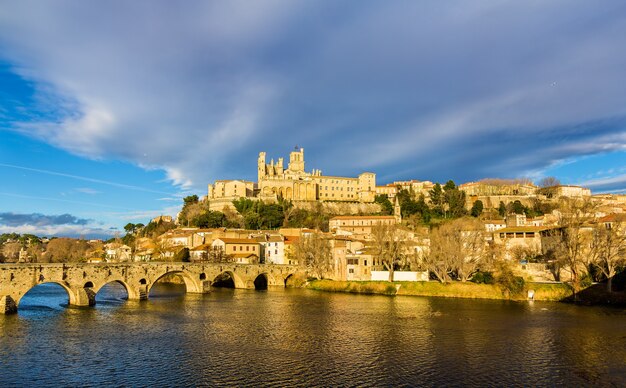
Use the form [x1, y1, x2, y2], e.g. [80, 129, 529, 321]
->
[73, 287, 96, 307]
[127, 285, 149, 301]
[1, 295, 17, 314]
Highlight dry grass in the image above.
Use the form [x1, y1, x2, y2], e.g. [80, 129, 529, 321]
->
[307, 279, 574, 301]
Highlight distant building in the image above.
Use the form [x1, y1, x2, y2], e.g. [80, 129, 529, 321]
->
[329, 215, 397, 239]
[207, 180, 255, 200]
[206, 148, 377, 204]
[151, 215, 173, 224]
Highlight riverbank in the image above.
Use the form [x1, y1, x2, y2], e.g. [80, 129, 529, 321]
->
[306, 279, 574, 302]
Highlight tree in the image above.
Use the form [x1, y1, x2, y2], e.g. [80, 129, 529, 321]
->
[43, 238, 90, 263]
[498, 201, 507, 218]
[124, 223, 137, 234]
[232, 198, 256, 214]
[538, 176, 560, 188]
[508, 200, 526, 215]
[429, 183, 444, 215]
[371, 224, 407, 281]
[423, 218, 486, 282]
[444, 185, 467, 218]
[590, 223, 626, 292]
[538, 177, 561, 198]
[546, 198, 596, 293]
[1, 242, 21, 262]
[183, 195, 199, 205]
[470, 200, 484, 217]
[193, 211, 227, 228]
[289, 233, 333, 279]
[375, 194, 394, 215]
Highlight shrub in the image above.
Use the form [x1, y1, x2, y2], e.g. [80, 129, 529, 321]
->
[496, 266, 525, 297]
[471, 271, 494, 284]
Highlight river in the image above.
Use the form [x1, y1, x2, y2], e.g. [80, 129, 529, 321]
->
[1, 282, 626, 386]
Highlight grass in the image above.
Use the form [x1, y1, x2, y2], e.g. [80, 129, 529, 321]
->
[307, 279, 575, 302]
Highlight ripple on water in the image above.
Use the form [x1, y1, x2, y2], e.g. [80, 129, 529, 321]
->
[1, 288, 626, 386]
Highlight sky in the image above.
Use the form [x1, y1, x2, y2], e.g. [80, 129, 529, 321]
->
[1, 1, 626, 238]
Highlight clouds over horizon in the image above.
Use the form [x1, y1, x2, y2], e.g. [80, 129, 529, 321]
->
[1, 1, 626, 189]
[0, 212, 91, 227]
[0, 211, 114, 238]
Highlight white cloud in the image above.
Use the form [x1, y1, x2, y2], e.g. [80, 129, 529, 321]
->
[1, 1, 625, 187]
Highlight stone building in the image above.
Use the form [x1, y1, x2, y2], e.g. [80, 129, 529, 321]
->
[329, 215, 397, 239]
[207, 180, 255, 200]
[257, 148, 377, 203]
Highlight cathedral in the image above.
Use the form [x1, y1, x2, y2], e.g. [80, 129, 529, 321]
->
[207, 147, 376, 203]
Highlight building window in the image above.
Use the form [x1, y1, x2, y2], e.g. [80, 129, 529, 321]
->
[246, 246, 249, 251]
[349, 268, 354, 274]
[364, 260, 367, 266]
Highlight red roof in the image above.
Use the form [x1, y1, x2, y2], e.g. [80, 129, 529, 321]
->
[214, 238, 259, 244]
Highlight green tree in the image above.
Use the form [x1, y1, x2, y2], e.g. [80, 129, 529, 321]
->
[429, 183, 444, 214]
[470, 200, 484, 217]
[498, 201, 507, 218]
[258, 203, 284, 229]
[444, 185, 466, 218]
[183, 195, 199, 205]
[508, 200, 526, 215]
[375, 194, 394, 215]
[232, 197, 256, 214]
[193, 211, 227, 228]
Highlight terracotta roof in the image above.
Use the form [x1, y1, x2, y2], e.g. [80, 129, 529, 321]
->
[214, 238, 259, 244]
[330, 215, 396, 220]
[232, 253, 259, 258]
[284, 236, 300, 245]
[599, 214, 626, 223]
[190, 244, 213, 251]
[495, 226, 552, 233]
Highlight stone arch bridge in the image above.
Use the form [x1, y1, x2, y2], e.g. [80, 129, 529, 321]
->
[0, 262, 302, 314]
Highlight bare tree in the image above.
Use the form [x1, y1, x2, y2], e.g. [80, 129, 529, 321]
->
[548, 198, 596, 293]
[208, 246, 231, 263]
[44, 238, 90, 263]
[538, 176, 561, 188]
[290, 232, 333, 279]
[590, 222, 626, 292]
[1, 242, 21, 263]
[423, 218, 487, 283]
[371, 224, 407, 281]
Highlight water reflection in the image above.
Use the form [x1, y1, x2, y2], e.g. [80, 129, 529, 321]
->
[1, 288, 626, 386]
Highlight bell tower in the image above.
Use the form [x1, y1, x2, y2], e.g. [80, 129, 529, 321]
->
[258, 152, 266, 183]
[288, 147, 305, 173]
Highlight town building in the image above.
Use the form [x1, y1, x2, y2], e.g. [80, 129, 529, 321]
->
[211, 237, 260, 264]
[254, 234, 285, 264]
[329, 215, 397, 239]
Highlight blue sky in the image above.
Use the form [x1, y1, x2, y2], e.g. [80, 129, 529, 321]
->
[1, 1, 626, 238]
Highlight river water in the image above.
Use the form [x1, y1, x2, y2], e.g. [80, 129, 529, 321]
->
[1, 282, 626, 386]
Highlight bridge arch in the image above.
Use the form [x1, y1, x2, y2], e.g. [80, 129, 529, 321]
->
[148, 270, 202, 294]
[254, 273, 268, 290]
[15, 281, 76, 308]
[213, 271, 245, 289]
[93, 279, 136, 300]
